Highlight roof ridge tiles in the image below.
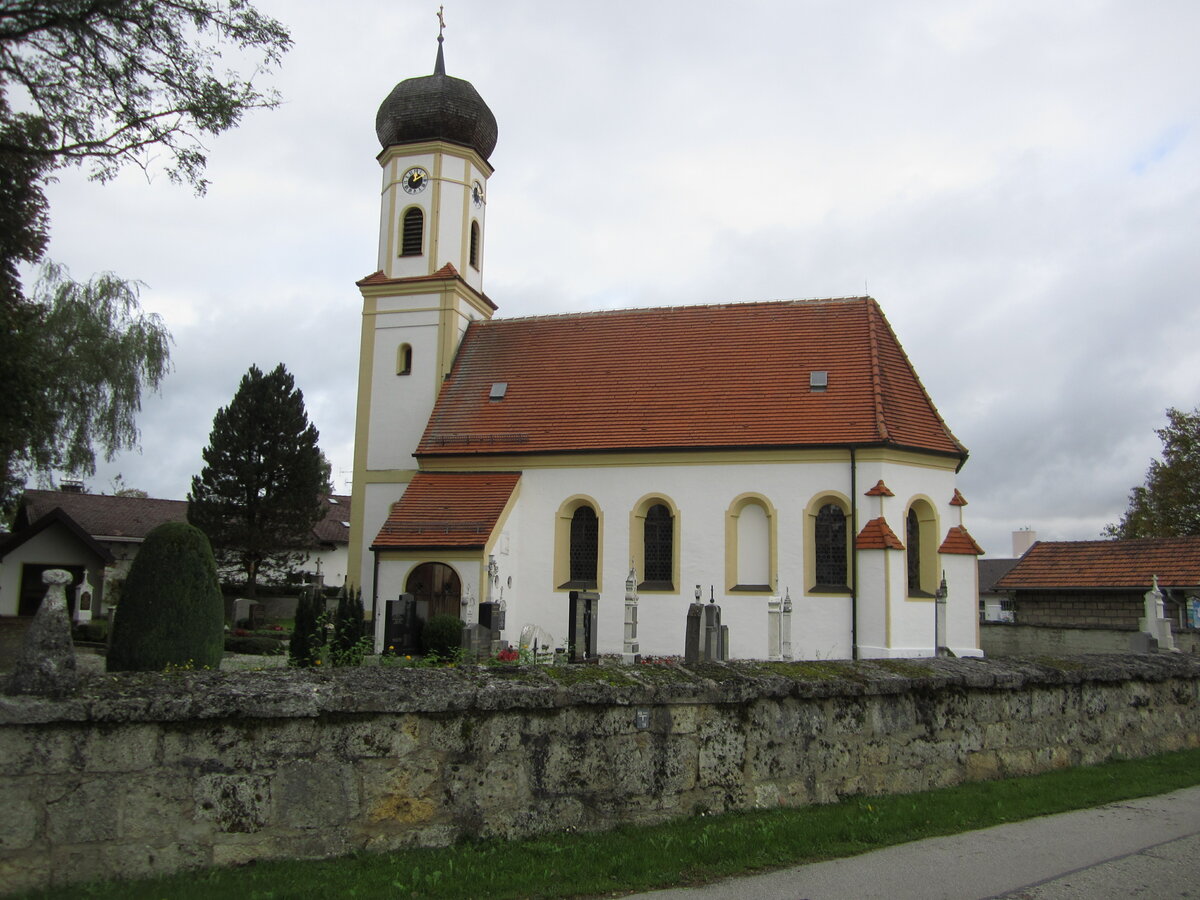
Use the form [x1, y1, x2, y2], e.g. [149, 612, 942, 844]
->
[488, 296, 873, 325]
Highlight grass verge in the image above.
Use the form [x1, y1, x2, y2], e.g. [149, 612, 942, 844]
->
[20, 747, 1200, 900]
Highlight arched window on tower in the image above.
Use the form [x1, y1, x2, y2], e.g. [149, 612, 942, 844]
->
[469, 220, 480, 269]
[401, 207, 423, 256]
[396, 343, 412, 376]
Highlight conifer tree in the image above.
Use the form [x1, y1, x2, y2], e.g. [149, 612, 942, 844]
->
[288, 584, 324, 667]
[188, 363, 325, 596]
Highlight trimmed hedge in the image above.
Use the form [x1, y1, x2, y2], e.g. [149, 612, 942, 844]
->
[421, 613, 464, 657]
[106, 522, 224, 672]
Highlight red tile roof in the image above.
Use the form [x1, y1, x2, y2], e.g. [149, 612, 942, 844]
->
[372, 472, 521, 550]
[856, 517, 904, 550]
[865, 480, 894, 497]
[416, 298, 966, 460]
[950, 489, 968, 507]
[993, 538, 1200, 591]
[939, 525, 984, 556]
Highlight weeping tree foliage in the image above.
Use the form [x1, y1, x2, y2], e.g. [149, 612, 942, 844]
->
[1106, 407, 1200, 539]
[0, 262, 171, 508]
[0, 1, 290, 514]
[187, 363, 326, 597]
[0, 1, 291, 192]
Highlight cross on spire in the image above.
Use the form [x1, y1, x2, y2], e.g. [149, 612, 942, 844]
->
[437, 5, 446, 41]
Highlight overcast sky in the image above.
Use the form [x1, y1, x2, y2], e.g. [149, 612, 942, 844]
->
[35, 0, 1200, 557]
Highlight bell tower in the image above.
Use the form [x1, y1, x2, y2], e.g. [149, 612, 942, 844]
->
[348, 29, 499, 594]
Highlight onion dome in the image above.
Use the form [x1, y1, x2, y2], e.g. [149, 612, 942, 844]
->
[375, 38, 498, 162]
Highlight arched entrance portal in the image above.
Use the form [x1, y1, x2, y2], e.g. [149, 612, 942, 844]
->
[405, 562, 462, 620]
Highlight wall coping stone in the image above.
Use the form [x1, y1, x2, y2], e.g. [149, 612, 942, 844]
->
[2, 654, 1198, 727]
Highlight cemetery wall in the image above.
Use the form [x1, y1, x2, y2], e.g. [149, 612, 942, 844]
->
[3, 655, 1200, 893]
[981, 623, 1200, 657]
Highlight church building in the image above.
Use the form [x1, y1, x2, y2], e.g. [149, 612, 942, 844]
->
[347, 36, 984, 660]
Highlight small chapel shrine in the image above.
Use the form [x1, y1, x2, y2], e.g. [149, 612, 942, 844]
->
[347, 32, 984, 660]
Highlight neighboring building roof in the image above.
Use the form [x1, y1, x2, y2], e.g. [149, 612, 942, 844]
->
[16, 490, 187, 542]
[313, 495, 352, 546]
[978, 557, 1021, 593]
[372, 472, 521, 550]
[375, 40, 498, 161]
[0, 507, 114, 564]
[993, 538, 1200, 591]
[16, 490, 351, 549]
[417, 298, 967, 461]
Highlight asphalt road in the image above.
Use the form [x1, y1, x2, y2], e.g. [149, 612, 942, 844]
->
[629, 785, 1200, 899]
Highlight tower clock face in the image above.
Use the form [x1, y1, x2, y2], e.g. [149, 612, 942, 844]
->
[402, 166, 429, 194]
[472, 181, 484, 207]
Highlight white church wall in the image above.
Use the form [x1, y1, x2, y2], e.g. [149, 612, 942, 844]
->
[358, 482, 409, 613]
[471, 454, 980, 660]
[493, 457, 863, 659]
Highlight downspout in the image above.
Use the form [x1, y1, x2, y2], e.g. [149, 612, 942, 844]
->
[850, 447, 859, 660]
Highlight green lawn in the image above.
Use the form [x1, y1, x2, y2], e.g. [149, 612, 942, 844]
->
[20, 747, 1200, 900]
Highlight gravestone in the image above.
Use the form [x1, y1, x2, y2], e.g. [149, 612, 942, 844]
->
[567, 590, 599, 662]
[684, 602, 703, 664]
[4, 569, 79, 697]
[622, 567, 640, 665]
[384, 593, 420, 655]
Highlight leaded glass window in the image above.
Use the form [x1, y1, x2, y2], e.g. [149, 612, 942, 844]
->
[907, 508, 921, 593]
[569, 506, 598, 584]
[644, 503, 673, 585]
[814, 503, 847, 587]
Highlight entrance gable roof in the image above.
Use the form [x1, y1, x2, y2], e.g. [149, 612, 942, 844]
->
[372, 472, 521, 551]
[0, 507, 115, 564]
[416, 298, 966, 460]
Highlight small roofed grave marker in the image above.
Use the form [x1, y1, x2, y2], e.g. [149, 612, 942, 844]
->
[1137, 575, 1177, 652]
[5, 569, 79, 697]
[622, 566, 640, 665]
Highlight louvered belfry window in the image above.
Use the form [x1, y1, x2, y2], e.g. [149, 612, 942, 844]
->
[569, 506, 598, 584]
[907, 508, 921, 592]
[814, 503, 847, 587]
[469, 221, 480, 269]
[644, 503, 673, 584]
[402, 207, 423, 256]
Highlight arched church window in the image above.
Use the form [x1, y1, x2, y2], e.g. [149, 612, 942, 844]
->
[401, 207, 423, 256]
[469, 220, 480, 269]
[569, 505, 598, 585]
[907, 507, 921, 594]
[396, 343, 412, 375]
[814, 503, 848, 588]
[643, 503, 673, 587]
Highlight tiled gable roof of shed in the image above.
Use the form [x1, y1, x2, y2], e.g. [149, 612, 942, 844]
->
[372, 472, 521, 550]
[417, 298, 965, 459]
[313, 495, 352, 545]
[993, 538, 1200, 591]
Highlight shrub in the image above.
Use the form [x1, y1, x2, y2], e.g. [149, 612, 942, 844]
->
[331, 586, 366, 660]
[106, 522, 224, 672]
[225, 635, 285, 655]
[421, 613, 464, 657]
[289, 585, 325, 667]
